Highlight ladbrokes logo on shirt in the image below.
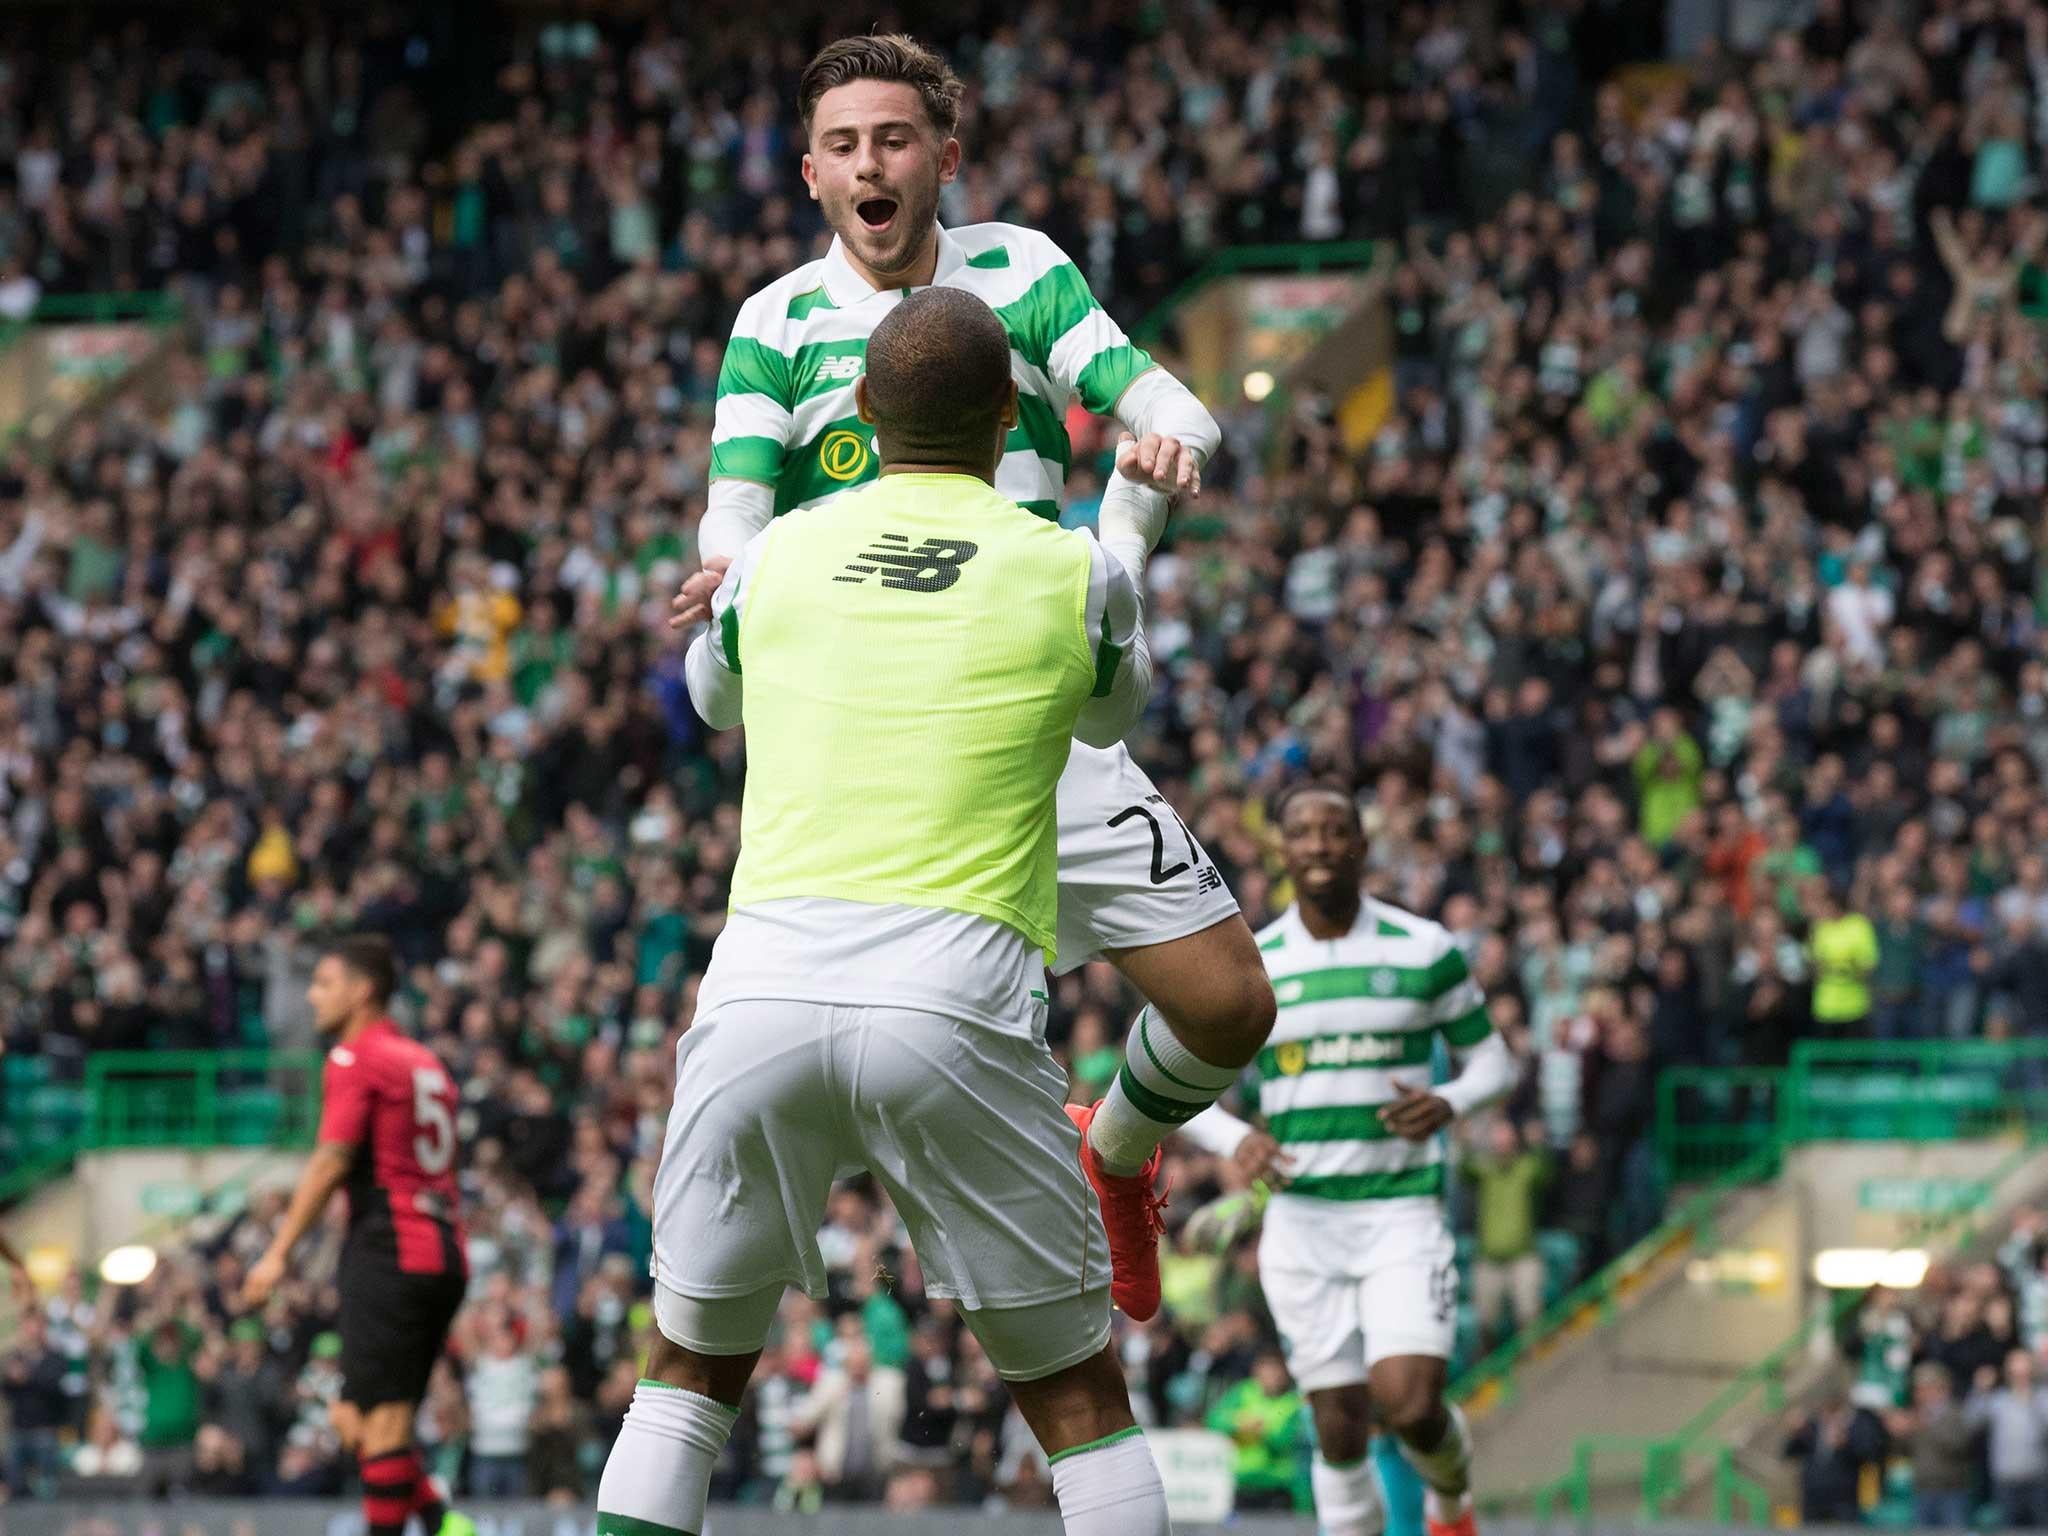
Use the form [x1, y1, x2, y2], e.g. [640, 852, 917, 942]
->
[1275, 1032, 1415, 1074]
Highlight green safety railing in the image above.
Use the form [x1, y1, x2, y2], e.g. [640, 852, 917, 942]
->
[1532, 1128, 2047, 1524]
[1657, 1038, 2048, 1192]
[1, 1051, 320, 1231]
[82, 1050, 323, 1150]
[1657, 1066, 1787, 1188]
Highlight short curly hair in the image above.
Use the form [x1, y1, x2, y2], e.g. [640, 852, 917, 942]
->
[798, 34, 964, 138]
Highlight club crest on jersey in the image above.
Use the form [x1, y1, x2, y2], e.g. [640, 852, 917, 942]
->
[1370, 968, 1398, 996]
[818, 428, 871, 481]
[834, 533, 980, 593]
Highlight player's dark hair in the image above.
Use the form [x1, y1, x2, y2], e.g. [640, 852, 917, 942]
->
[863, 288, 1013, 468]
[1273, 778, 1360, 827]
[325, 933, 396, 1007]
[799, 34, 963, 137]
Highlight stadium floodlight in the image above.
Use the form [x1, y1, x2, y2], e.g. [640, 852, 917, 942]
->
[1811, 1247, 1930, 1289]
[1242, 370, 1275, 402]
[98, 1244, 159, 1287]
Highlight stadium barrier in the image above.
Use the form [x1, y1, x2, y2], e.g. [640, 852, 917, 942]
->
[1655, 1038, 2048, 1189]
[0, 1505, 1884, 1536]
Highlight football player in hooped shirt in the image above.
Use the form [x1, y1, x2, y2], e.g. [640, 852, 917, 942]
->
[1181, 784, 1516, 1536]
[243, 935, 473, 1536]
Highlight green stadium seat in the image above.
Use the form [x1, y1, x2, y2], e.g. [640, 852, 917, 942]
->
[220, 1089, 287, 1144]
[2, 1054, 50, 1087]
[27, 1084, 86, 1135]
[1537, 1230, 1581, 1302]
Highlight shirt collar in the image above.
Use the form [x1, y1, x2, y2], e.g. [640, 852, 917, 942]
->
[819, 224, 964, 308]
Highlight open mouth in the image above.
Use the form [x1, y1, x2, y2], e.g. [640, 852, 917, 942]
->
[856, 197, 899, 232]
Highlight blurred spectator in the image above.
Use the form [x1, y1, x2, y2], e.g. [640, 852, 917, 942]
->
[198, 1318, 289, 1471]
[1888, 1361, 1978, 1530]
[133, 1319, 203, 1467]
[64, 1402, 142, 1491]
[794, 1334, 904, 1504]
[189, 1423, 258, 1497]
[1462, 1117, 1554, 1349]
[526, 1364, 591, 1504]
[1968, 1348, 2048, 1529]
[1782, 1396, 1888, 1525]
[3, 1309, 69, 1497]
[1202, 1348, 1307, 1513]
[1808, 884, 1879, 1037]
[466, 1312, 540, 1498]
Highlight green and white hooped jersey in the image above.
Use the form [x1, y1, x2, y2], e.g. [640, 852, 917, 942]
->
[1253, 898, 1493, 1202]
[710, 222, 1157, 521]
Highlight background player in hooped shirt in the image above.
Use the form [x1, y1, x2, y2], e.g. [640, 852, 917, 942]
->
[1179, 784, 1517, 1536]
[241, 935, 473, 1536]
[668, 34, 1276, 1322]
[596, 289, 1174, 1536]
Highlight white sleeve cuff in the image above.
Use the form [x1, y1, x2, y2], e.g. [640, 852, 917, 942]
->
[1114, 367, 1221, 466]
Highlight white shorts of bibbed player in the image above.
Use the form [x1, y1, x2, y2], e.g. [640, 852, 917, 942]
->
[650, 999, 1112, 1382]
[1052, 741, 1241, 973]
[1259, 1196, 1460, 1392]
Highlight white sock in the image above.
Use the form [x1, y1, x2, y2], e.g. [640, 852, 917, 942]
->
[1091, 1008, 1240, 1176]
[595, 1380, 738, 1536]
[1049, 1426, 1171, 1535]
[1397, 1404, 1473, 1522]
[1313, 1450, 1385, 1536]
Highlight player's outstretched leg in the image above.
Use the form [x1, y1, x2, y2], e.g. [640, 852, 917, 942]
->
[1077, 919, 1276, 1320]
[595, 1286, 780, 1536]
[1371, 1357, 1476, 1536]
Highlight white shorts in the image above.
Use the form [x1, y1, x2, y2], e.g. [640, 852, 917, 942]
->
[651, 999, 1112, 1378]
[1053, 742, 1241, 973]
[1258, 1198, 1458, 1392]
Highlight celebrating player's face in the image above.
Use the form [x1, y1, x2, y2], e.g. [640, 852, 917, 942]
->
[803, 80, 959, 286]
[1279, 791, 1364, 904]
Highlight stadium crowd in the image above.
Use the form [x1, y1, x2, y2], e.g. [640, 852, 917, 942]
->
[1782, 1198, 2048, 1529]
[4, 0, 2048, 1514]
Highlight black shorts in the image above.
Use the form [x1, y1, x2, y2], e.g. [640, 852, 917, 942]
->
[337, 1255, 466, 1410]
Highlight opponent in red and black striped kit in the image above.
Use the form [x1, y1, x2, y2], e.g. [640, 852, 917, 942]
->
[242, 936, 474, 1536]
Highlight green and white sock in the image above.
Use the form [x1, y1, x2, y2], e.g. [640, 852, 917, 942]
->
[1313, 1450, 1385, 1536]
[595, 1380, 738, 1536]
[1091, 1008, 1240, 1176]
[1397, 1404, 1473, 1521]
[1049, 1426, 1169, 1535]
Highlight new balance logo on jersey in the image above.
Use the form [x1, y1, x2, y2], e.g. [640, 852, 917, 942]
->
[814, 354, 864, 382]
[835, 533, 980, 592]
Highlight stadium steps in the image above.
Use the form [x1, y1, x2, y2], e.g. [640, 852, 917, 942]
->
[1467, 1177, 1797, 1509]
[1469, 1137, 2048, 1519]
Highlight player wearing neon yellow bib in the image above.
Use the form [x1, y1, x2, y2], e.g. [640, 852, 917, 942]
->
[600, 289, 1178, 1536]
